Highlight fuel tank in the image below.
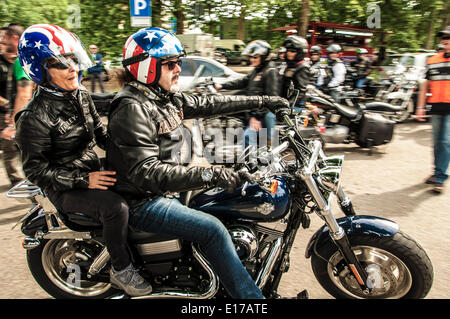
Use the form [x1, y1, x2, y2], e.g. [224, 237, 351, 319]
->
[189, 177, 291, 222]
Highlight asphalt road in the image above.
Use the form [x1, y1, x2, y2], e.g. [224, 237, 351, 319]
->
[0, 118, 448, 299]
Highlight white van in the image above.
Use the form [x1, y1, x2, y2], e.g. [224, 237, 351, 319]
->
[176, 33, 215, 59]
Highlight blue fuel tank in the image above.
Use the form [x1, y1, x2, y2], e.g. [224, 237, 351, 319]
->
[189, 177, 292, 222]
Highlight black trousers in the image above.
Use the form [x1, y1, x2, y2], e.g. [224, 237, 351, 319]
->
[47, 188, 131, 270]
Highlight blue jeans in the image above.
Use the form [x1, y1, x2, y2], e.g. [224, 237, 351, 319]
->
[356, 78, 367, 89]
[129, 197, 263, 299]
[431, 114, 450, 184]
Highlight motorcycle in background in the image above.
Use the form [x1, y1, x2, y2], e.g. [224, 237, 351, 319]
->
[296, 85, 399, 151]
[375, 67, 422, 123]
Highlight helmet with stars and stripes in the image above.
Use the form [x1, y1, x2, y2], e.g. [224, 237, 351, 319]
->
[17, 24, 93, 85]
[122, 27, 186, 85]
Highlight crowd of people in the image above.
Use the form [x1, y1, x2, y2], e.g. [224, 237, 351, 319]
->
[0, 21, 448, 298]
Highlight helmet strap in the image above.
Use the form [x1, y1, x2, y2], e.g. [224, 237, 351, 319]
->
[122, 52, 150, 67]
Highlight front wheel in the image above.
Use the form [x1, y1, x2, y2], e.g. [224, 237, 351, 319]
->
[27, 239, 119, 299]
[311, 231, 433, 299]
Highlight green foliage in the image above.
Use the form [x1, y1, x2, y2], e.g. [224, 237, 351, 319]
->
[0, 0, 447, 58]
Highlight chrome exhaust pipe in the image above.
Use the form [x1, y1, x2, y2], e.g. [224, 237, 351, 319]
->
[256, 237, 283, 288]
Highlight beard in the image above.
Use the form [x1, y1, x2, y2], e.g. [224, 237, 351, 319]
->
[168, 75, 180, 93]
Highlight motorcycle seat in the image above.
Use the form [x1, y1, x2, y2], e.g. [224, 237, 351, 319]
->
[58, 210, 103, 231]
[333, 103, 360, 119]
[363, 102, 403, 112]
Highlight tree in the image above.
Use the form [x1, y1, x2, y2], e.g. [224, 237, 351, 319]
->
[298, 0, 310, 37]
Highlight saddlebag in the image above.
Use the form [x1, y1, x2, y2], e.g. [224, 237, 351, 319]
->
[358, 112, 394, 147]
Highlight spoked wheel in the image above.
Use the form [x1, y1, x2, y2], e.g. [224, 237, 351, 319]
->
[311, 232, 433, 299]
[27, 239, 119, 298]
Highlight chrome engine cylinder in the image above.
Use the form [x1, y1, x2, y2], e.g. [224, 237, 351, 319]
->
[229, 227, 259, 260]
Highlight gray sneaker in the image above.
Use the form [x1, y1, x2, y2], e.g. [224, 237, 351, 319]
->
[110, 264, 153, 297]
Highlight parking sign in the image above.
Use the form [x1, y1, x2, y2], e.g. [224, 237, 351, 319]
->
[130, 0, 152, 27]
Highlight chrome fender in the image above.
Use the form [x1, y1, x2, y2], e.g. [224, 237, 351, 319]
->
[305, 215, 399, 258]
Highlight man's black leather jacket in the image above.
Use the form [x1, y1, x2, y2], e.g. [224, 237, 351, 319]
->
[281, 60, 312, 104]
[106, 82, 264, 207]
[15, 86, 107, 192]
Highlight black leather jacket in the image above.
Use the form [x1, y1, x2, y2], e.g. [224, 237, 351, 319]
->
[350, 57, 372, 79]
[106, 82, 263, 207]
[281, 60, 311, 104]
[220, 61, 280, 121]
[15, 86, 107, 192]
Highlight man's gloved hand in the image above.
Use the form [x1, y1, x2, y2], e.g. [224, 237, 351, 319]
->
[212, 167, 255, 193]
[260, 96, 291, 117]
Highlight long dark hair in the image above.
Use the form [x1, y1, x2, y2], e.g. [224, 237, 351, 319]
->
[111, 67, 134, 88]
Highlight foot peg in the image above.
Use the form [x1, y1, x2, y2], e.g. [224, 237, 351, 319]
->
[297, 289, 309, 299]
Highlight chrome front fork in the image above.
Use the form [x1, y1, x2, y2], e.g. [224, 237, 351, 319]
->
[300, 155, 369, 290]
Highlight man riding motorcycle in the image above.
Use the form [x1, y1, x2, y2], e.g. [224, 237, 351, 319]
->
[350, 47, 372, 89]
[317, 44, 346, 102]
[280, 35, 311, 111]
[106, 27, 290, 299]
[309, 45, 322, 84]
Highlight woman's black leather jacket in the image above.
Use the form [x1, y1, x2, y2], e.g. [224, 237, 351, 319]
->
[106, 82, 264, 207]
[15, 86, 107, 192]
[220, 61, 280, 121]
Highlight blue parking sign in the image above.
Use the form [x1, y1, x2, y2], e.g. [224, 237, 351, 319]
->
[130, 0, 152, 27]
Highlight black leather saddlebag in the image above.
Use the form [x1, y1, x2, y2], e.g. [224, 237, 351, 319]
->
[358, 112, 394, 147]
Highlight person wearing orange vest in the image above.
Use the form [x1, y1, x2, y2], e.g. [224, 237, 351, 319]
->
[416, 26, 450, 194]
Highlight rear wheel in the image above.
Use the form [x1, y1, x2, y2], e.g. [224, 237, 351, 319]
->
[311, 231, 433, 299]
[27, 239, 119, 299]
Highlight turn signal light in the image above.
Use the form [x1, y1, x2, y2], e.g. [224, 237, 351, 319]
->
[270, 180, 279, 194]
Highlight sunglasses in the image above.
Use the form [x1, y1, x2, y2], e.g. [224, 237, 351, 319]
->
[286, 49, 297, 53]
[47, 56, 79, 70]
[249, 55, 260, 59]
[161, 59, 182, 71]
[442, 36, 450, 40]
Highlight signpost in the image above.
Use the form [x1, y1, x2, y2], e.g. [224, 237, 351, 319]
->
[130, 0, 152, 27]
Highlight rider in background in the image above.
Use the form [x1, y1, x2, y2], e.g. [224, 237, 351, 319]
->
[280, 35, 311, 112]
[215, 40, 281, 147]
[350, 48, 372, 89]
[317, 44, 346, 103]
[309, 45, 322, 85]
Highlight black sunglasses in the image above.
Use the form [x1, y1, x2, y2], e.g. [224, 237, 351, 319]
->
[286, 48, 297, 53]
[47, 56, 79, 70]
[161, 59, 182, 71]
[442, 36, 450, 40]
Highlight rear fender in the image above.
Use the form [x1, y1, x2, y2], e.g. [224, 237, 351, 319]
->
[305, 215, 399, 258]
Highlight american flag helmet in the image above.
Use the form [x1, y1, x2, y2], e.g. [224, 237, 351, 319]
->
[122, 27, 185, 85]
[18, 24, 93, 85]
